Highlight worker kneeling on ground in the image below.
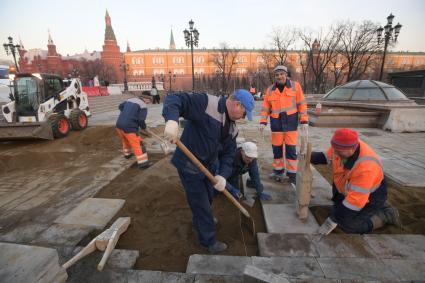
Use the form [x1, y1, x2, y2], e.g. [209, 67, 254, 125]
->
[162, 89, 254, 254]
[224, 142, 272, 201]
[311, 128, 401, 235]
[116, 96, 152, 169]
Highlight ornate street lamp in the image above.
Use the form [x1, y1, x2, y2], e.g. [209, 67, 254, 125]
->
[183, 19, 199, 91]
[121, 61, 129, 91]
[377, 13, 402, 81]
[3, 36, 21, 72]
[168, 71, 177, 92]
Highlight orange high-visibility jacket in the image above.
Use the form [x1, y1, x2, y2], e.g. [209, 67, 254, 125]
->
[260, 80, 308, 125]
[326, 140, 384, 211]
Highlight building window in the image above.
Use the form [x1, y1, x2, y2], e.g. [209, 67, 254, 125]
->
[416, 59, 423, 65]
[236, 56, 247, 64]
[194, 68, 204, 75]
[236, 68, 247, 74]
[402, 58, 409, 65]
[153, 57, 164, 65]
[173, 69, 184, 75]
[133, 70, 145, 76]
[194, 56, 204, 64]
[257, 56, 264, 63]
[172, 57, 184, 64]
[153, 69, 165, 75]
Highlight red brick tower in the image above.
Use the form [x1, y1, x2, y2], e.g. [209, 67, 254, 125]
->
[101, 9, 122, 83]
[46, 30, 63, 76]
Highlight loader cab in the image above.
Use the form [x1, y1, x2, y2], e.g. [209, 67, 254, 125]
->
[13, 73, 64, 117]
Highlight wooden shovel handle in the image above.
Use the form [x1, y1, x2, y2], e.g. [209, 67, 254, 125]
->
[175, 140, 251, 218]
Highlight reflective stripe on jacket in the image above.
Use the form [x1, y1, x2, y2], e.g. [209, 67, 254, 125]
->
[327, 140, 384, 211]
[163, 92, 238, 179]
[260, 79, 308, 125]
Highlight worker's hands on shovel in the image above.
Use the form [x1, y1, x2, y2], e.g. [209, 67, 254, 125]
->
[213, 175, 226, 192]
[164, 120, 179, 143]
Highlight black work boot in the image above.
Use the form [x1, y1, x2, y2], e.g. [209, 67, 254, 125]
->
[124, 153, 134, 159]
[208, 241, 227, 254]
[381, 206, 402, 228]
[138, 161, 153, 169]
[268, 171, 284, 182]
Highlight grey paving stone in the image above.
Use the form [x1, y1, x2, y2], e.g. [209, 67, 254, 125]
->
[0, 242, 67, 283]
[243, 264, 290, 283]
[0, 222, 49, 243]
[262, 204, 319, 234]
[381, 259, 425, 281]
[55, 198, 125, 229]
[314, 234, 376, 258]
[310, 167, 333, 206]
[67, 269, 128, 283]
[186, 254, 253, 276]
[194, 274, 243, 282]
[30, 223, 94, 247]
[257, 233, 318, 257]
[317, 258, 398, 280]
[364, 234, 425, 260]
[260, 179, 296, 204]
[252, 256, 324, 279]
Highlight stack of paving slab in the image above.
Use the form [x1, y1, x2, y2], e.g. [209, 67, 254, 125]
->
[185, 165, 425, 282]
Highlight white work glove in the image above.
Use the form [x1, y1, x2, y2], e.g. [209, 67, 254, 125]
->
[164, 120, 179, 143]
[213, 175, 226, 192]
[317, 217, 338, 236]
[299, 123, 309, 137]
[259, 124, 266, 132]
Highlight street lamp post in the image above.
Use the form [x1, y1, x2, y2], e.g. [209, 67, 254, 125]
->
[377, 13, 402, 81]
[121, 62, 129, 92]
[3, 36, 21, 72]
[168, 71, 176, 92]
[183, 19, 199, 91]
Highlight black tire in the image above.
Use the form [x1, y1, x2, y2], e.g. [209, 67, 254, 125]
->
[49, 114, 70, 138]
[70, 109, 88, 130]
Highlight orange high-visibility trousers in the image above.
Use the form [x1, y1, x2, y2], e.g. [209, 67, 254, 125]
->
[271, 130, 298, 177]
[116, 128, 148, 165]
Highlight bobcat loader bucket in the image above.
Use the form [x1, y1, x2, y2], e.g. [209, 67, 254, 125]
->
[0, 121, 53, 141]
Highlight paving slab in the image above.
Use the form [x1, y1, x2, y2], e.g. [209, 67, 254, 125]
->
[0, 221, 49, 243]
[0, 242, 67, 283]
[252, 256, 325, 279]
[259, 179, 296, 204]
[55, 198, 125, 229]
[186, 254, 252, 276]
[313, 234, 376, 258]
[363, 234, 425, 260]
[310, 167, 333, 206]
[194, 274, 243, 282]
[30, 223, 94, 247]
[317, 258, 398, 280]
[380, 259, 425, 281]
[262, 204, 319, 234]
[257, 233, 318, 257]
[243, 264, 291, 283]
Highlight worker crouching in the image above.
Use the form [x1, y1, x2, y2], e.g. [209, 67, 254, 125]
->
[311, 128, 401, 234]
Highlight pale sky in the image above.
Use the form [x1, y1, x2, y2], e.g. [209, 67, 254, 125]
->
[1, 0, 424, 61]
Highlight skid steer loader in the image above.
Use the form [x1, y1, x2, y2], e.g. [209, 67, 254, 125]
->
[0, 73, 91, 140]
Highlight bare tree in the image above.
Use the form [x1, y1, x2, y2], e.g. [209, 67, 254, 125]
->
[299, 25, 344, 93]
[210, 43, 239, 95]
[339, 21, 381, 82]
[270, 27, 296, 65]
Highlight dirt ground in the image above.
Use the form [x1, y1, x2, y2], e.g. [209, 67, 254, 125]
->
[94, 153, 266, 272]
[313, 164, 425, 234]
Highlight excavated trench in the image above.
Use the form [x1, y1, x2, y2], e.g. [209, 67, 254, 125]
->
[89, 128, 267, 272]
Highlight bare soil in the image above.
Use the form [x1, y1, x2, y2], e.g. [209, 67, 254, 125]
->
[92, 128, 266, 272]
[313, 164, 425, 234]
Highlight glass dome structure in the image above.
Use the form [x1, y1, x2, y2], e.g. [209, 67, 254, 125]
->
[323, 80, 409, 101]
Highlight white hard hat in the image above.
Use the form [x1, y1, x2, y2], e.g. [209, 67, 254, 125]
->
[273, 65, 288, 73]
[242, 142, 258, 158]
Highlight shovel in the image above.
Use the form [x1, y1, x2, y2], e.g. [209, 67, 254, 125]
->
[175, 139, 256, 236]
[144, 128, 172, 155]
